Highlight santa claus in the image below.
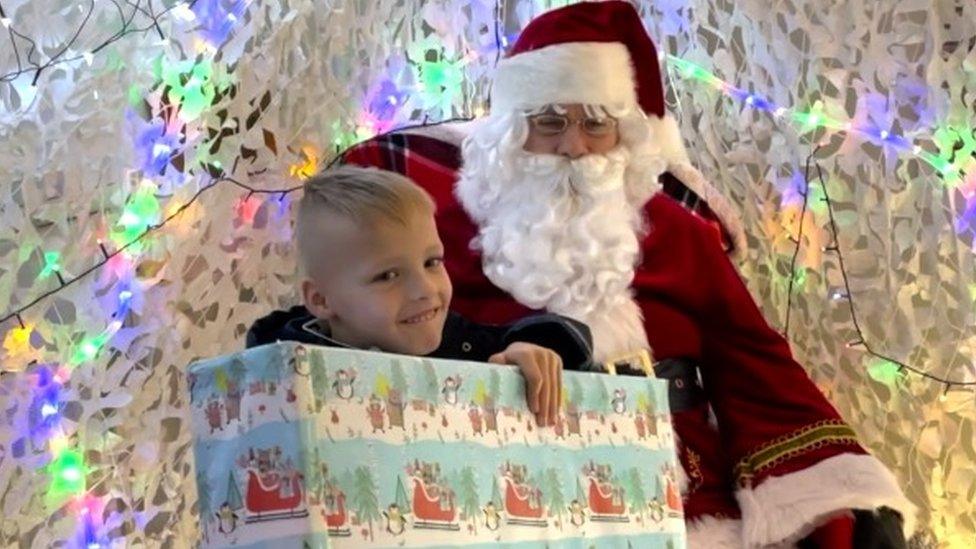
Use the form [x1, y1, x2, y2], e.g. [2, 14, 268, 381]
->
[341, 2, 913, 547]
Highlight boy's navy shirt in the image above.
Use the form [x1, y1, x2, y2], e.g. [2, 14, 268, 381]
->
[246, 305, 594, 371]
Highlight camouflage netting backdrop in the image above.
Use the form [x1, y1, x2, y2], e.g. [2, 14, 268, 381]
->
[0, 0, 973, 546]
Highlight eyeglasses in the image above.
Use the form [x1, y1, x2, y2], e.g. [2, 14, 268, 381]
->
[527, 114, 618, 137]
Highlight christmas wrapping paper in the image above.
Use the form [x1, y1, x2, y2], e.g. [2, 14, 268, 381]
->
[188, 342, 685, 548]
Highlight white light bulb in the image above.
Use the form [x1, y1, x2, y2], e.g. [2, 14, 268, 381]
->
[41, 403, 58, 418]
[173, 3, 196, 21]
[152, 143, 172, 158]
[118, 211, 140, 227]
[62, 468, 82, 482]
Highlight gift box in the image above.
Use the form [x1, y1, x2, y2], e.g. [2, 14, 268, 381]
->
[188, 342, 685, 548]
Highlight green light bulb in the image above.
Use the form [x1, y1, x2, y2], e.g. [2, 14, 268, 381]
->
[48, 448, 86, 501]
[40, 251, 61, 279]
[867, 359, 902, 387]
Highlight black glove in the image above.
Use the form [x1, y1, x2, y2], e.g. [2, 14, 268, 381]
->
[797, 507, 906, 549]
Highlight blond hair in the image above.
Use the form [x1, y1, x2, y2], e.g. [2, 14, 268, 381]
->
[295, 165, 435, 274]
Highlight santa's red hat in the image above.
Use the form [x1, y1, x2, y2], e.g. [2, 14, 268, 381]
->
[489, 1, 745, 253]
[493, 1, 664, 117]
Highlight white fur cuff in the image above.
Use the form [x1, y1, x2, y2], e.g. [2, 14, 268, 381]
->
[735, 453, 915, 548]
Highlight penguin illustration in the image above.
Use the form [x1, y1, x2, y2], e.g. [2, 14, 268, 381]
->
[647, 498, 665, 522]
[216, 502, 239, 534]
[441, 375, 461, 405]
[332, 369, 356, 400]
[611, 388, 627, 414]
[483, 500, 500, 530]
[383, 503, 406, 535]
[568, 499, 586, 526]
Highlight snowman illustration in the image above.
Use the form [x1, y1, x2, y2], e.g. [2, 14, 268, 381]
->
[483, 500, 500, 530]
[383, 503, 406, 535]
[216, 502, 239, 534]
[332, 369, 356, 400]
[441, 375, 461, 405]
[611, 388, 627, 414]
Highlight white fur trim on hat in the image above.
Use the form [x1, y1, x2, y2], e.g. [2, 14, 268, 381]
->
[645, 114, 748, 255]
[735, 453, 916, 548]
[491, 42, 638, 114]
[646, 114, 691, 166]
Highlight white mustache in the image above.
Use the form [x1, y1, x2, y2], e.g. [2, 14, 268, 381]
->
[516, 149, 630, 197]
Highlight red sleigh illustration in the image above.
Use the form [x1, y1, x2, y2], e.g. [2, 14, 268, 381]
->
[243, 448, 309, 523]
[407, 461, 460, 531]
[501, 463, 547, 527]
[583, 462, 629, 523]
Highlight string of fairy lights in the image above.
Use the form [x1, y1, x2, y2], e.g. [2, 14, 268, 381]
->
[666, 55, 975, 393]
[0, 1, 973, 545]
[0, 0, 198, 84]
[1, 1, 243, 545]
[665, 55, 974, 183]
[784, 147, 975, 393]
[1, 2, 503, 543]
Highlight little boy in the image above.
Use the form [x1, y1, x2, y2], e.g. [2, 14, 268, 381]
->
[247, 165, 594, 426]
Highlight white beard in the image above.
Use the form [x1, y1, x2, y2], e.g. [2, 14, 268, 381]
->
[457, 129, 665, 363]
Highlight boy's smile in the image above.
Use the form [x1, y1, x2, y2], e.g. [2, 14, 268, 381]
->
[303, 208, 452, 356]
[399, 307, 442, 324]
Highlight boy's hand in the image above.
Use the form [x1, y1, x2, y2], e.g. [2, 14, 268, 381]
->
[488, 342, 562, 427]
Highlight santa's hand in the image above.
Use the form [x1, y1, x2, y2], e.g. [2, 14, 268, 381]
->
[489, 342, 562, 427]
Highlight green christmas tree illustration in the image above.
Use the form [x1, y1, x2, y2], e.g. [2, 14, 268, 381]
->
[352, 466, 381, 540]
[458, 467, 480, 532]
[421, 361, 439, 404]
[229, 359, 247, 388]
[626, 467, 645, 520]
[490, 475, 502, 506]
[226, 470, 243, 510]
[310, 353, 328, 410]
[394, 474, 411, 512]
[575, 477, 587, 508]
[569, 377, 584, 408]
[196, 471, 213, 540]
[544, 468, 567, 526]
[488, 370, 501, 403]
[592, 380, 611, 413]
[390, 360, 408, 395]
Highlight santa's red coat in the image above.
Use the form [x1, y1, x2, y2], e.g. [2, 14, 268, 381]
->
[341, 129, 912, 547]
